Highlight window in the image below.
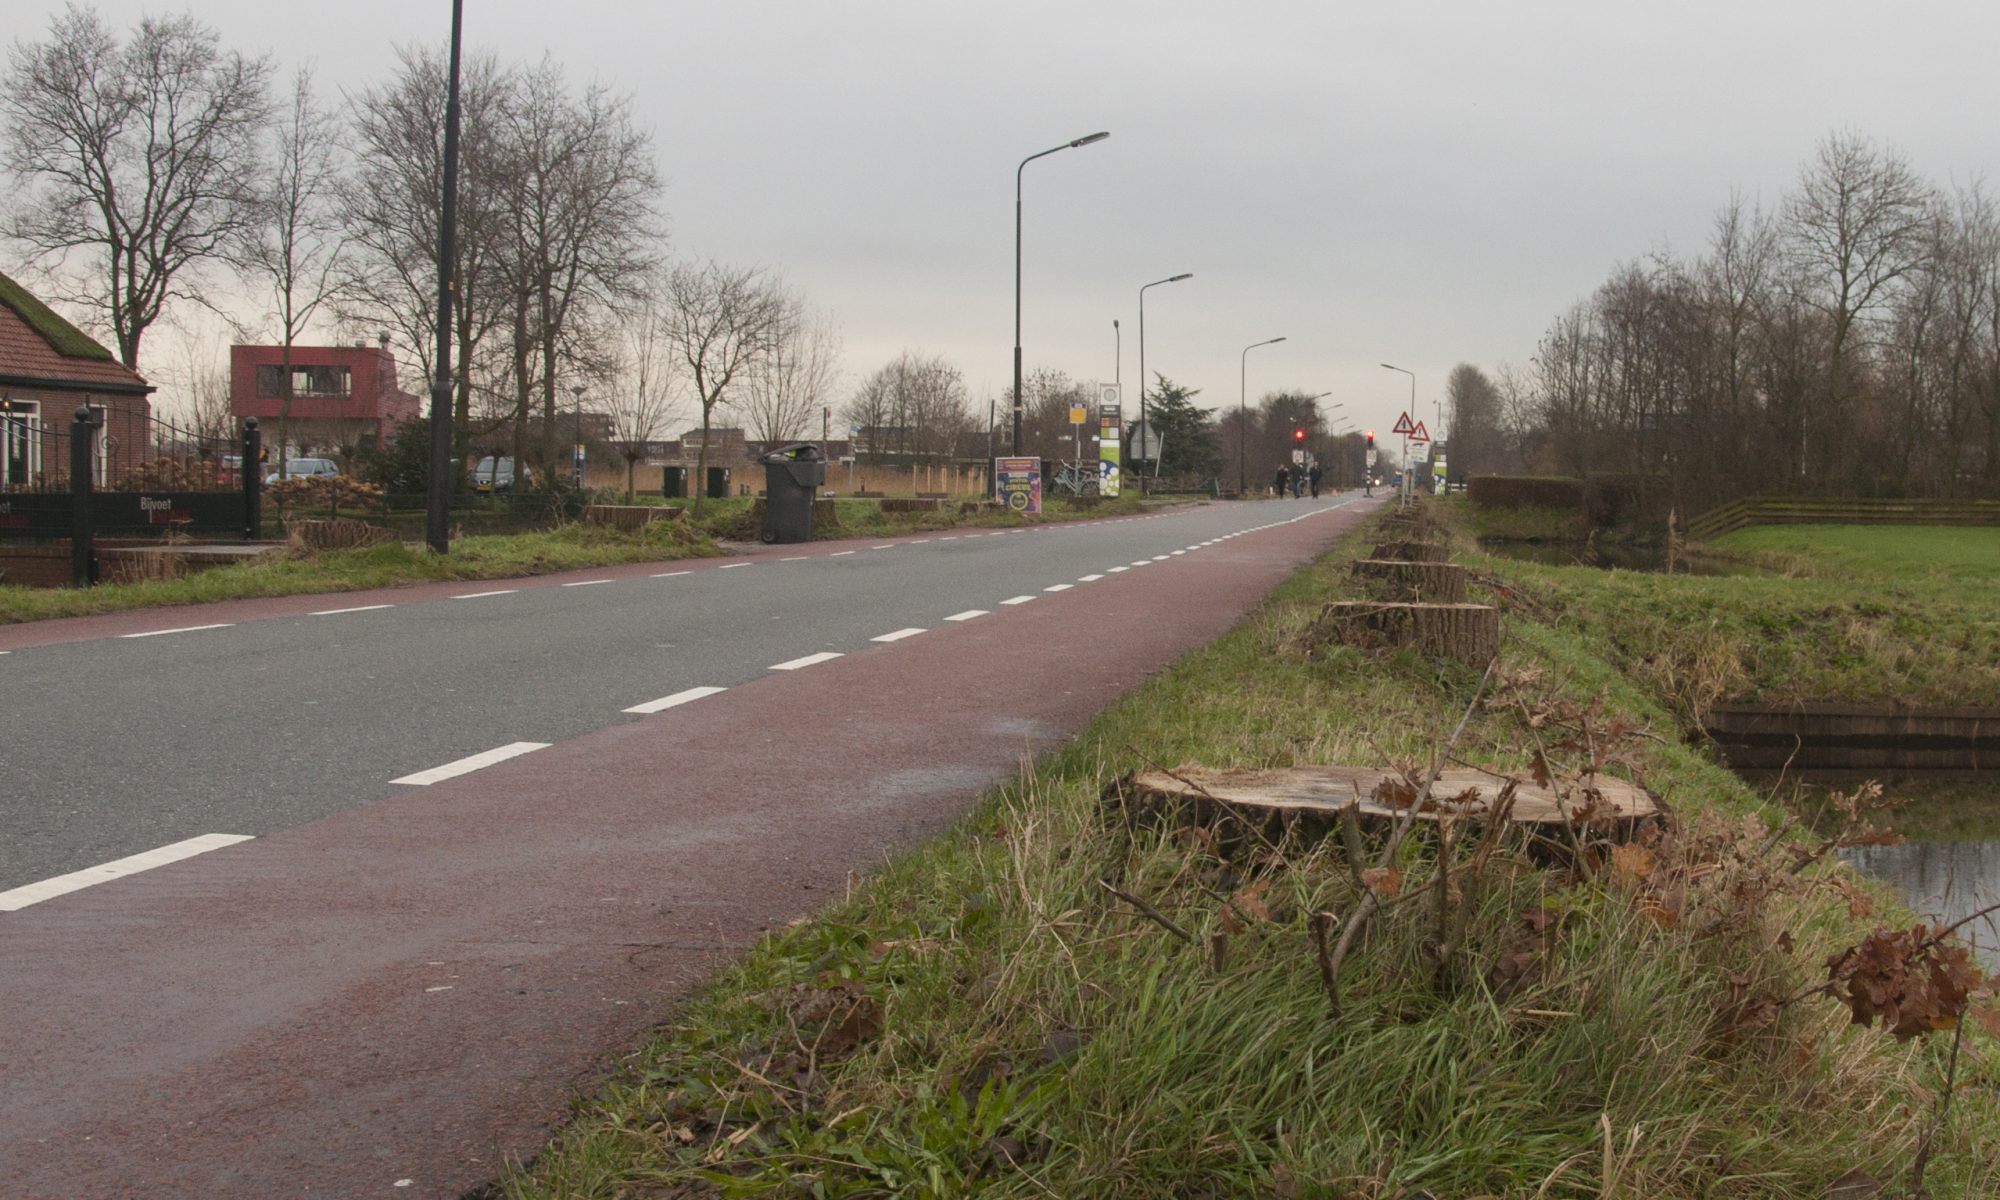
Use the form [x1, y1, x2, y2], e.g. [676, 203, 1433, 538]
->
[255, 364, 352, 399]
[0, 398, 40, 485]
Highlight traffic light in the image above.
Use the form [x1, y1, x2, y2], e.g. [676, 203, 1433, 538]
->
[1365, 430, 1376, 451]
[1292, 426, 1305, 443]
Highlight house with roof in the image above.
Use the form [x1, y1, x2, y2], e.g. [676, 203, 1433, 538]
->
[0, 269, 154, 489]
[229, 335, 422, 457]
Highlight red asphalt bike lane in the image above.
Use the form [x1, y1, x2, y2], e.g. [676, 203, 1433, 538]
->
[0, 498, 1377, 1198]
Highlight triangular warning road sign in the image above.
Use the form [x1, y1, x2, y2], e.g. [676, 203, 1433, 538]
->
[1409, 420, 1430, 442]
[1391, 412, 1415, 435]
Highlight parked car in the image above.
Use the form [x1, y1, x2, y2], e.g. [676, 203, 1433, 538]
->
[470, 456, 516, 492]
[264, 457, 340, 486]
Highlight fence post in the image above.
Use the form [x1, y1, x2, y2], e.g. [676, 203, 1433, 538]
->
[70, 406, 98, 587]
[242, 418, 262, 540]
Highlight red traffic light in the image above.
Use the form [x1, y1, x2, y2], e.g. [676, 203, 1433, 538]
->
[1292, 427, 1305, 442]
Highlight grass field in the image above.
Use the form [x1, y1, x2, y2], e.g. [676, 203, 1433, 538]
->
[1716, 523, 2000, 582]
[498, 505, 1998, 1199]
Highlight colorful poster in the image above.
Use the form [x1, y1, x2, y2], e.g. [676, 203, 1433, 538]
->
[995, 456, 1042, 514]
[1098, 401, 1122, 498]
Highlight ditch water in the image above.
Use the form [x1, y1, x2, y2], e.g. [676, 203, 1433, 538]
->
[1762, 775, 2000, 965]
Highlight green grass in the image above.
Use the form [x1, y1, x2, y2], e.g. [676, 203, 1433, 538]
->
[1474, 529, 2000, 716]
[684, 492, 1170, 542]
[1714, 524, 2000, 583]
[498, 509, 1998, 1200]
[0, 519, 720, 624]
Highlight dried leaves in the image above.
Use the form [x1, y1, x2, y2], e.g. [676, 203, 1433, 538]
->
[1826, 924, 1986, 1042]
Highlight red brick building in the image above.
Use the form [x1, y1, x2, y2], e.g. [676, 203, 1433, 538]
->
[229, 338, 422, 457]
[0, 269, 154, 489]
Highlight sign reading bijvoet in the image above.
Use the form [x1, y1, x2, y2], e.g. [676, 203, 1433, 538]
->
[995, 456, 1042, 515]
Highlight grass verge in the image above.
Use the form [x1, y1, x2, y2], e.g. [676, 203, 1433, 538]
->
[498, 504, 1998, 1199]
[0, 519, 719, 624]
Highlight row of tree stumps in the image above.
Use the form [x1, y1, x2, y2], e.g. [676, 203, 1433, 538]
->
[1314, 502, 1500, 665]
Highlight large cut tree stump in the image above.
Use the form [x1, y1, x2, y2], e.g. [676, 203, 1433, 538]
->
[1371, 539, 1450, 563]
[1315, 600, 1499, 665]
[1111, 766, 1664, 850]
[1351, 558, 1466, 603]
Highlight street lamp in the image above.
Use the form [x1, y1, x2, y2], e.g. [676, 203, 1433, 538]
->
[424, 0, 467, 553]
[1382, 363, 1415, 500]
[1013, 131, 1109, 457]
[1238, 336, 1285, 496]
[1137, 272, 1192, 492]
[571, 384, 586, 488]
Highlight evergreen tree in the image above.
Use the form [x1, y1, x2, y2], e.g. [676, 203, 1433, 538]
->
[1147, 374, 1220, 477]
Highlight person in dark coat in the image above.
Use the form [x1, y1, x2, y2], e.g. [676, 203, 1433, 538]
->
[1272, 464, 1288, 497]
[1308, 463, 1323, 498]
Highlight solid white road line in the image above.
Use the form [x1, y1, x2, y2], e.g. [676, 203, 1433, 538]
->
[652, 570, 691, 578]
[1043, 583, 1073, 593]
[623, 685, 728, 715]
[945, 609, 988, 621]
[453, 589, 518, 599]
[1078, 574, 1104, 582]
[771, 651, 843, 670]
[562, 579, 613, 587]
[309, 604, 394, 616]
[0, 833, 255, 913]
[871, 627, 926, 642]
[391, 741, 551, 786]
[719, 563, 751, 570]
[1001, 595, 1036, 605]
[121, 623, 233, 639]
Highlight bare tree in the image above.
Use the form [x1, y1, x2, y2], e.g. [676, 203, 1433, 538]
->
[1784, 131, 1933, 482]
[155, 321, 236, 443]
[661, 261, 788, 514]
[605, 296, 684, 500]
[1, 7, 272, 369]
[740, 299, 842, 447]
[340, 45, 513, 472]
[496, 58, 663, 474]
[243, 66, 345, 472]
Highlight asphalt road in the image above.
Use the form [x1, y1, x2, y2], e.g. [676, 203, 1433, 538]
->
[0, 493, 1379, 1199]
[2, 497, 1360, 892]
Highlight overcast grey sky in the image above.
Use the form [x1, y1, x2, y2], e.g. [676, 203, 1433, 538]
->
[22, 0, 2000, 443]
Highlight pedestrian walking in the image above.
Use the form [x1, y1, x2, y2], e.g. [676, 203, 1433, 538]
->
[1272, 464, 1288, 497]
[1308, 463, 1323, 498]
[1289, 465, 1303, 498]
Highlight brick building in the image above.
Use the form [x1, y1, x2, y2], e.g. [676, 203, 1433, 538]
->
[229, 337, 422, 457]
[0, 269, 154, 489]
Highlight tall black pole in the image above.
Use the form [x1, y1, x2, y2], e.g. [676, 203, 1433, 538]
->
[1137, 289, 1147, 495]
[424, 0, 465, 554]
[1011, 132, 1108, 460]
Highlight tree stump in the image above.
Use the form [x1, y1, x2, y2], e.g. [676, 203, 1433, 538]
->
[1351, 558, 1467, 603]
[1371, 539, 1450, 563]
[1314, 600, 1499, 665]
[1109, 765, 1664, 852]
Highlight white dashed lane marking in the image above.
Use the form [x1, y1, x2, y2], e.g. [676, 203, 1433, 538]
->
[120, 623, 233, 639]
[392, 741, 550, 786]
[1078, 574, 1103, 582]
[308, 604, 394, 616]
[453, 589, 517, 600]
[719, 563, 751, 570]
[945, 610, 989, 621]
[0, 834, 255, 913]
[771, 652, 843, 671]
[623, 686, 728, 715]
[652, 571, 691, 578]
[871, 628, 926, 643]
[1043, 584, 1072, 593]
[562, 579, 613, 587]
[1000, 595, 1036, 606]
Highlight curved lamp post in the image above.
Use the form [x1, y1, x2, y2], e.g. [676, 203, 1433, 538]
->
[1238, 336, 1285, 495]
[1136, 273, 1192, 492]
[1013, 131, 1109, 456]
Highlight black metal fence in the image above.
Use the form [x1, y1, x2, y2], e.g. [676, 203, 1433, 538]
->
[0, 407, 261, 586]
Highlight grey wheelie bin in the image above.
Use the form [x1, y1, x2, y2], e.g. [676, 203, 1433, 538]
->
[758, 443, 826, 544]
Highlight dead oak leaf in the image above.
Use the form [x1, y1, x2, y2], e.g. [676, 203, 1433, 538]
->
[1361, 866, 1403, 898]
